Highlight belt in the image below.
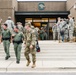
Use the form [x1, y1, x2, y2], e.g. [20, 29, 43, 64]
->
[2, 38, 10, 40]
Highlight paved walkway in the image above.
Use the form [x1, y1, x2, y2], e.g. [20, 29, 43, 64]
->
[0, 60, 76, 72]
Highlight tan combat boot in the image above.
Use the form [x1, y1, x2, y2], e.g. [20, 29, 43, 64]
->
[64, 39, 67, 42]
[26, 60, 31, 66]
[59, 40, 62, 43]
[31, 62, 36, 68]
[75, 37, 76, 42]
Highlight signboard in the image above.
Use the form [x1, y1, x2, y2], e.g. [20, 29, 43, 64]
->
[38, 3, 45, 10]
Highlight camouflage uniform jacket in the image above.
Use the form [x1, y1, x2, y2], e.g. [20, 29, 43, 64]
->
[24, 28, 36, 46]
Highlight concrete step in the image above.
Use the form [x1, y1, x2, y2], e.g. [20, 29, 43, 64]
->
[0, 48, 76, 51]
[1, 53, 76, 56]
[1, 57, 76, 61]
[0, 44, 76, 48]
[1, 60, 76, 72]
[1, 72, 76, 75]
[0, 43, 76, 45]
[0, 51, 76, 55]
[1, 54, 76, 58]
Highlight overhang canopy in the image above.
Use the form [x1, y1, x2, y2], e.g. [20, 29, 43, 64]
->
[15, 11, 70, 16]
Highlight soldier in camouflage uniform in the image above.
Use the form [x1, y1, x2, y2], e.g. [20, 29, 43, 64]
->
[5, 16, 15, 34]
[0, 24, 11, 60]
[43, 27, 48, 40]
[52, 23, 57, 40]
[24, 22, 36, 68]
[39, 27, 45, 40]
[12, 26, 24, 64]
[68, 15, 74, 42]
[0, 19, 2, 43]
[64, 21, 69, 42]
[60, 19, 66, 42]
[73, 24, 76, 42]
[57, 17, 62, 42]
[17, 22, 24, 33]
[35, 27, 39, 40]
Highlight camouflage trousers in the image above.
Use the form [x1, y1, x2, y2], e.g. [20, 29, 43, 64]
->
[68, 30, 73, 41]
[53, 32, 56, 40]
[57, 32, 62, 40]
[24, 42, 36, 63]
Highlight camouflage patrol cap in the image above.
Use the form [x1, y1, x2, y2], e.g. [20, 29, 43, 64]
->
[31, 26, 34, 29]
[68, 14, 72, 17]
[17, 22, 21, 25]
[26, 22, 31, 27]
[8, 16, 11, 19]
[35, 27, 39, 31]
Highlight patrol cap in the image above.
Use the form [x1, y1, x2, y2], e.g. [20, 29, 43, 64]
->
[31, 26, 34, 29]
[68, 14, 72, 17]
[8, 16, 11, 19]
[35, 27, 39, 31]
[17, 22, 22, 25]
[4, 23, 8, 27]
[25, 22, 31, 27]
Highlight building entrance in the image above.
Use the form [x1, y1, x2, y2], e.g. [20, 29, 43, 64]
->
[25, 18, 56, 40]
[15, 11, 70, 40]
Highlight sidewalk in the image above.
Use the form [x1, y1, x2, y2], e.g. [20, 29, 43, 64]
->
[1, 59, 76, 72]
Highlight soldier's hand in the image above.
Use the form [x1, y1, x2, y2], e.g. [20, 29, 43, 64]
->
[12, 34, 15, 36]
[10, 40, 12, 43]
[0, 19, 2, 23]
[30, 45, 33, 49]
[24, 44, 26, 47]
[0, 40, 1, 44]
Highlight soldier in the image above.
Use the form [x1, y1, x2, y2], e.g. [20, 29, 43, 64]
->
[5, 16, 15, 34]
[73, 25, 76, 42]
[39, 27, 45, 40]
[0, 24, 11, 60]
[35, 27, 39, 40]
[12, 26, 24, 64]
[52, 23, 57, 40]
[68, 14, 74, 42]
[24, 22, 36, 68]
[60, 19, 66, 42]
[31, 26, 40, 52]
[57, 17, 62, 42]
[17, 22, 24, 33]
[0, 19, 2, 42]
[64, 20, 69, 42]
[44, 26, 48, 40]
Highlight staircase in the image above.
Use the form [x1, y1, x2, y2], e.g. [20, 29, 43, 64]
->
[0, 41, 76, 73]
[0, 41, 76, 60]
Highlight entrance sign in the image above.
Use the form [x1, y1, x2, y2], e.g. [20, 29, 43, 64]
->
[38, 3, 45, 10]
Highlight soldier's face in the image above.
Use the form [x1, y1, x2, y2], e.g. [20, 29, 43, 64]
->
[14, 28, 18, 32]
[25, 25, 30, 30]
[58, 18, 60, 21]
[3, 25, 7, 29]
